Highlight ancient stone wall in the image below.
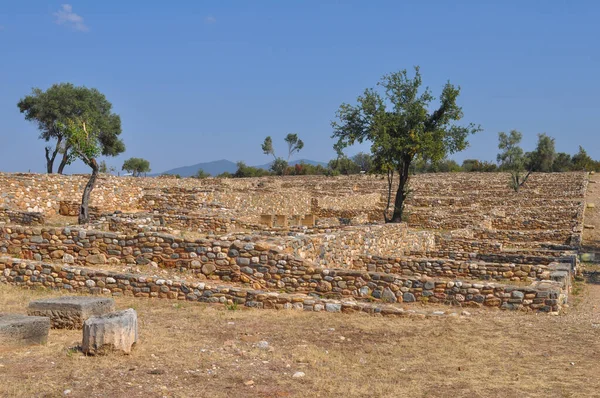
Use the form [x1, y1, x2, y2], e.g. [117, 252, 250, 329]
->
[0, 257, 565, 312]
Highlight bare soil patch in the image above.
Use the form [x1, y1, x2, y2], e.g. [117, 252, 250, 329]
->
[1, 284, 599, 398]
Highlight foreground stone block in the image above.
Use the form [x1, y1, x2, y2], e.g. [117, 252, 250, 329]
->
[28, 296, 115, 329]
[82, 309, 138, 355]
[0, 314, 50, 346]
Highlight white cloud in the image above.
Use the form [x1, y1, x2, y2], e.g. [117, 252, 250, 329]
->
[54, 4, 89, 32]
[204, 15, 216, 24]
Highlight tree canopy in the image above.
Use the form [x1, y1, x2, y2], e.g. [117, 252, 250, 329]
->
[54, 87, 124, 223]
[122, 157, 151, 177]
[18, 83, 121, 174]
[332, 67, 480, 222]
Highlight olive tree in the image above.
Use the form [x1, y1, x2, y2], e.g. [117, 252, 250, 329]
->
[18, 83, 118, 174]
[57, 89, 124, 224]
[332, 67, 480, 222]
[122, 157, 151, 176]
[497, 130, 530, 192]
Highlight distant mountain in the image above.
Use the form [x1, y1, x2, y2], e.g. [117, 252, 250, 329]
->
[158, 159, 237, 177]
[157, 158, 328, 177]
[254, 159, 328, 170]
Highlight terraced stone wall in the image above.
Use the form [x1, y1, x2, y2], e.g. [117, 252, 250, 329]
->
[0, 257, 565, 312]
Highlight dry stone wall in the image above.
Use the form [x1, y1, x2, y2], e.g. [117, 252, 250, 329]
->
[0, 257, 565, 312]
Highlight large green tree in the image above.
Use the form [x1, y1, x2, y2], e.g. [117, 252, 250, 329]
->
[56, 88, 124, 224]
[332, 67, 480, 222]
[18, 83, 120, 174]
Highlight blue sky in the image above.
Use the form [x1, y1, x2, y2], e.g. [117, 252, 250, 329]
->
[0, 0, 598, 174]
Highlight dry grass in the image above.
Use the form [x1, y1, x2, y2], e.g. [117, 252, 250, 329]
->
[1, 284, 600, 398]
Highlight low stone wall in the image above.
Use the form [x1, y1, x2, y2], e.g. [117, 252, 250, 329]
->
[0, 257, 565, 312]
[353, 255, 553, 282]
[0, 209, 45, 225]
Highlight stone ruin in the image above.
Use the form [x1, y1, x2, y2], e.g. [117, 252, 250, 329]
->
[0, 171, 589, 317]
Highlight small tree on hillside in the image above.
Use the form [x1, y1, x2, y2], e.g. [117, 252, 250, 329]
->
[332, 67, 480, 222]
[122, 157, 151, 177]
[497, 130, 529, 192]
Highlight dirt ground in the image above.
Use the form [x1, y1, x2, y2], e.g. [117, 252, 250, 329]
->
[1, 283, 599, 398]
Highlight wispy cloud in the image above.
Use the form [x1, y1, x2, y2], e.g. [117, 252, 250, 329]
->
[54, 4, 89, 32]
[204, 15, 216, 24]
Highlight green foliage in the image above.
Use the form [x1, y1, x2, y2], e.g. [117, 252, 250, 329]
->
[352, 152, 373, 173]
[194, 169, 211, 179]
[328, 156, 360, 175]
[261, 136, 275, 158]
[461, 159, 497, 172]
[528, 133, 556, 172]
[284, 133, 304, 160]
[270, 157, 289, 176]
[552, 152, 572, 172]
[261, 134, 304, 164]
[332, 66, 480, 222]
[497, 130, 525, 171]
[411, 157, 461, 173]
[233, 161, 270, 178]
[18, 83, 123, 174]
[122, 157, 151, 177]
[216, 171, 232, 178]
[571, 146, 594, 171]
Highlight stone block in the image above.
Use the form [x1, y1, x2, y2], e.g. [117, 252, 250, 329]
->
[28, 296, 115, 329]
[259, 214, 273, 228]
[274, 215, 288, 228]
[0, 314, 50, 346]
[82, 309, 138, 355]
[301, 214, 316, 227]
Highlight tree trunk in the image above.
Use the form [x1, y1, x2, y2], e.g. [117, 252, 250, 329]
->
[79, 158, 99, 225]
[383, 169, 394, 223]
[389, 157, 412, 223]
[57, 145, 70, 175]
[44, 137, 62, 174]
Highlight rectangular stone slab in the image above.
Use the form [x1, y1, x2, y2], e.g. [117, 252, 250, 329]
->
[0, 314, 50, 346]
[28, 296, 115, 329]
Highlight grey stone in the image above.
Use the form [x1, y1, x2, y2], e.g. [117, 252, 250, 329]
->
[0, 314, 50, 346]
[28, 296, 115, 329]
[325, 303, 342, 312]
[82, 308, 138, 355]
[381, 288, 397, 303]
[403, 293, 416, 302]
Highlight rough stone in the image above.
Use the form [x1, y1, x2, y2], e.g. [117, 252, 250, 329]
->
[28, 296, 115, 329]
[0, 314, 50, 346]
[82, 308, 138, 355]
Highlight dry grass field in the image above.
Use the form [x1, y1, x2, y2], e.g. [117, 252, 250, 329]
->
[1, 282, 599, 398]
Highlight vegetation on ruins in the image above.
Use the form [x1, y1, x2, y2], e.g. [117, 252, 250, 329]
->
[54, 89, 125, 224]
[122, 157, 151, 177]
[497, 130, 530, 192]
[261, 134, 305, 175]
[17, 83, 121, 175]
[332, 67, 480, 222]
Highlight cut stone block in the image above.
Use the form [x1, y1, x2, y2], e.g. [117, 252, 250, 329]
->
[82, 309, 138, 355]
[28, 296, 115, 329]
[275, 214, 288, 227]
[0, 314, 50, 346]
[259, 214, 273, 228]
